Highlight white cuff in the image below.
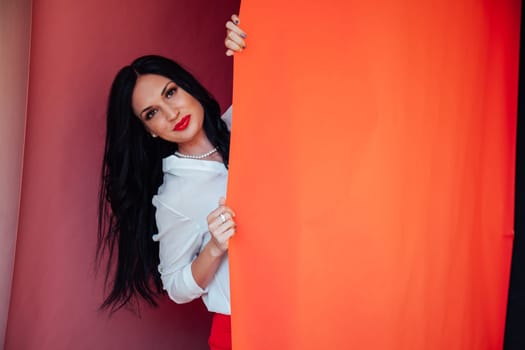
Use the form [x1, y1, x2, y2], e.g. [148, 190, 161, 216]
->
[177, 263, 207, 301]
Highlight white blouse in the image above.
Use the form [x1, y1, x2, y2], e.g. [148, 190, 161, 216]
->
[151, 106, 232, 315]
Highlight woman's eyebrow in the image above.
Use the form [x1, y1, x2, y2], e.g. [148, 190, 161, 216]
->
[139, 106, 151, 116]
[161, 81, 174, 96]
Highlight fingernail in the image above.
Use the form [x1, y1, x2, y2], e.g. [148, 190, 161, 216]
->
[240, 33, 247, 39]
[234, 19, 239, 24]
[242, 45, 246, 49]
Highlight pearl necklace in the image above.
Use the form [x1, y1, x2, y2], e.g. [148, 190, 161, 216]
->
[175, 147, 218, 159]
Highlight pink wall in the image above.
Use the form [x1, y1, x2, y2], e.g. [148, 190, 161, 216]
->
[0, 0, 32, 348]
[5, 0, 239, 349]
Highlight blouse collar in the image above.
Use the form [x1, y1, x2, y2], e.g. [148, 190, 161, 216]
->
[162, 154, 228, 175]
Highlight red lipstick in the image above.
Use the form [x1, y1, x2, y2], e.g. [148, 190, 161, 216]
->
[173, 115, 190, 131]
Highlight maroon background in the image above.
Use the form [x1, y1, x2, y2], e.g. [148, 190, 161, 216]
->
[5, 0, 239, 348]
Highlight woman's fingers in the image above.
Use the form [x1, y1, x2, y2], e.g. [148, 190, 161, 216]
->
[207, 197, 236, 252]
[224, 31, 245, 55]
[218, 213, 236, 229]
[227, 30, 246, 49]
[215, 220, 236, 239]
[225, 39, 243, 55]
[209, 198, 235, 220]
[225, 20, 247, 38]
[208, 211, 235, 232]
[220, 227, 236, 242]
[225, 14, 247, 56]
[209, 218, 236, 252]
[211, 227, 235, 252]
[208, 206, 235, 224]
[207, 199, 236, 237]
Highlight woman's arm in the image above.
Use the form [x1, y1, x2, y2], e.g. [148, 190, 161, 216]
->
[153, 198, 208, 303]
[154, 196, 235, 303]
[191, 197, 236, 288]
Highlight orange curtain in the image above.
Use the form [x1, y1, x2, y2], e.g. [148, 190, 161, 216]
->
[228, 0, 520, 349]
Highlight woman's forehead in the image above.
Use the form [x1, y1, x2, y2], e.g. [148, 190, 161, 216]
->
[131, 74, 172, 112]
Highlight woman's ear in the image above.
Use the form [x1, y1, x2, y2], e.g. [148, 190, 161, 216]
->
[143, 124, 157, 138]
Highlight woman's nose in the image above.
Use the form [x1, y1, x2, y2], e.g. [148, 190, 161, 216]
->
[165, 105, 179, 121]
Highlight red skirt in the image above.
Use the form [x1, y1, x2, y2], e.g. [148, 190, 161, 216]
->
[208, 313, 232, 350]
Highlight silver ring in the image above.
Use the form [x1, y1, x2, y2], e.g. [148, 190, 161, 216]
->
[220, 213, 226, 223]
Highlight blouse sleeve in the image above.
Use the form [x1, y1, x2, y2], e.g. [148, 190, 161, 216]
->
[221, 105, 233, 131]
[152, 196, 208, 304]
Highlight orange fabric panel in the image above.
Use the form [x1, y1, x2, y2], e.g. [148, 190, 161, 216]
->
[228, 1, 520, 349]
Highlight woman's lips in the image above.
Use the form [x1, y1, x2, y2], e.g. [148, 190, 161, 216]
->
[173, 115, 191, 131]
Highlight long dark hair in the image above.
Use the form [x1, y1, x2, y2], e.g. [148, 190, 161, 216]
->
[97, 55, 230, 312]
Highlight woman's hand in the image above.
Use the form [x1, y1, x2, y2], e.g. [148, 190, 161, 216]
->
[207, 197, 236, 256]
[225, 14, 247, 56]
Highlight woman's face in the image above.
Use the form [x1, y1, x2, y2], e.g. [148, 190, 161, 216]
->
[131, 74, 206, 147]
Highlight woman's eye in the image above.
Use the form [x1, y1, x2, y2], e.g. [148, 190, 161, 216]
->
[166, 87, 177, 98]
[145, 109, 158, 120]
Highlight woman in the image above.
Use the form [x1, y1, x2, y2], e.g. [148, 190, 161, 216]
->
[98, 15, 246, 349]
